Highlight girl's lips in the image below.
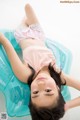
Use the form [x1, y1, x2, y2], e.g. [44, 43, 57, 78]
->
[37, 77, 46, 80]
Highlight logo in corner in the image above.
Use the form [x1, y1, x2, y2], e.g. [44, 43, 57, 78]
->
[0, 112, 8, 120]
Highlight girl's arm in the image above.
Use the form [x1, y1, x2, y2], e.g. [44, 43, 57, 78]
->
[65, 96, 80, 111]
[61, 72, 80, 91]
[0, 33, 31, 83]
[52, 64, 80, 110]
[61, 72, 80, 110]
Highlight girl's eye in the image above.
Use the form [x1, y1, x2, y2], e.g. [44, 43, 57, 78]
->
[45, 89, 52, 92]
[33, 91, 39, 94]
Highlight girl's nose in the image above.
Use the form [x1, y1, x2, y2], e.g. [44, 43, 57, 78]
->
[38, 81, 45, 89]
[38, 80, 45, 84]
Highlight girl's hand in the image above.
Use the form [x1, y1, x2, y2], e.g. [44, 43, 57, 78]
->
[0, 32, 4, 38]
[51, 63, 66, 84]
[0, 33, 5, 44]
[0, 33, 3, 43]
[51, 63, 61, 74]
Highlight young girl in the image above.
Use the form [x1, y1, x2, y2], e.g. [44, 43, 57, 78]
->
[0, 4, 80, 120]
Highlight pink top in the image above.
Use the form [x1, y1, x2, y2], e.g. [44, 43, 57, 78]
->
[23, 46, 56, 73]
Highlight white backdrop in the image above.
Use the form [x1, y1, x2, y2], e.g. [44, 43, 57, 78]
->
[0, 0, 80, 120]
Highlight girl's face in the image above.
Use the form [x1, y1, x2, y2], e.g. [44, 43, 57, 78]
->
[31, 71, 59, 108]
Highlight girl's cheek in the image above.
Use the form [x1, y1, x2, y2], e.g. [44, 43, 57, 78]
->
[31, 82, 37, 90]
[47, 81, 57, 89]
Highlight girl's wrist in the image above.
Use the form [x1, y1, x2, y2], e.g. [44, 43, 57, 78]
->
[0, 33, 9, 46]
[0, 33, 5, 44]
[60, 71, 67, 85]
[0, 33, 6, 44]
[65, 102, 70, 111]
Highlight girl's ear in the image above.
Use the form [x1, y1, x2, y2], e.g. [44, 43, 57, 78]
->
[57, 86, 60, 91]
[64, 102, 69, 112]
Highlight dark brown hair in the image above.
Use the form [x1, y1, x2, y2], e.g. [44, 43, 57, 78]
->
[27, 64, 66, 120]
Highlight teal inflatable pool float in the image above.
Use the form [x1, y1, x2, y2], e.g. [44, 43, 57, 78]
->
[0, 30, 72, 117]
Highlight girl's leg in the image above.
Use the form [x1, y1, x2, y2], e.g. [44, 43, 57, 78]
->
[25, 4, 39, 26]
[21, 17, 28, 26]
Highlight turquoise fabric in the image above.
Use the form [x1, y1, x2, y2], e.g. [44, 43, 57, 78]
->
[0, 30, 72, 117]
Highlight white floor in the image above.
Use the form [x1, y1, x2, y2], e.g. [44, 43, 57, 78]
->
[0, 0, 80, 120]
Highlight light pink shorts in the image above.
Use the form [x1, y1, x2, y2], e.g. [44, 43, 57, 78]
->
[14, 23, 45, 43]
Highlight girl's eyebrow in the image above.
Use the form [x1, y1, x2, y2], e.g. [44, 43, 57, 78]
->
[32, 94, 54, 98]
